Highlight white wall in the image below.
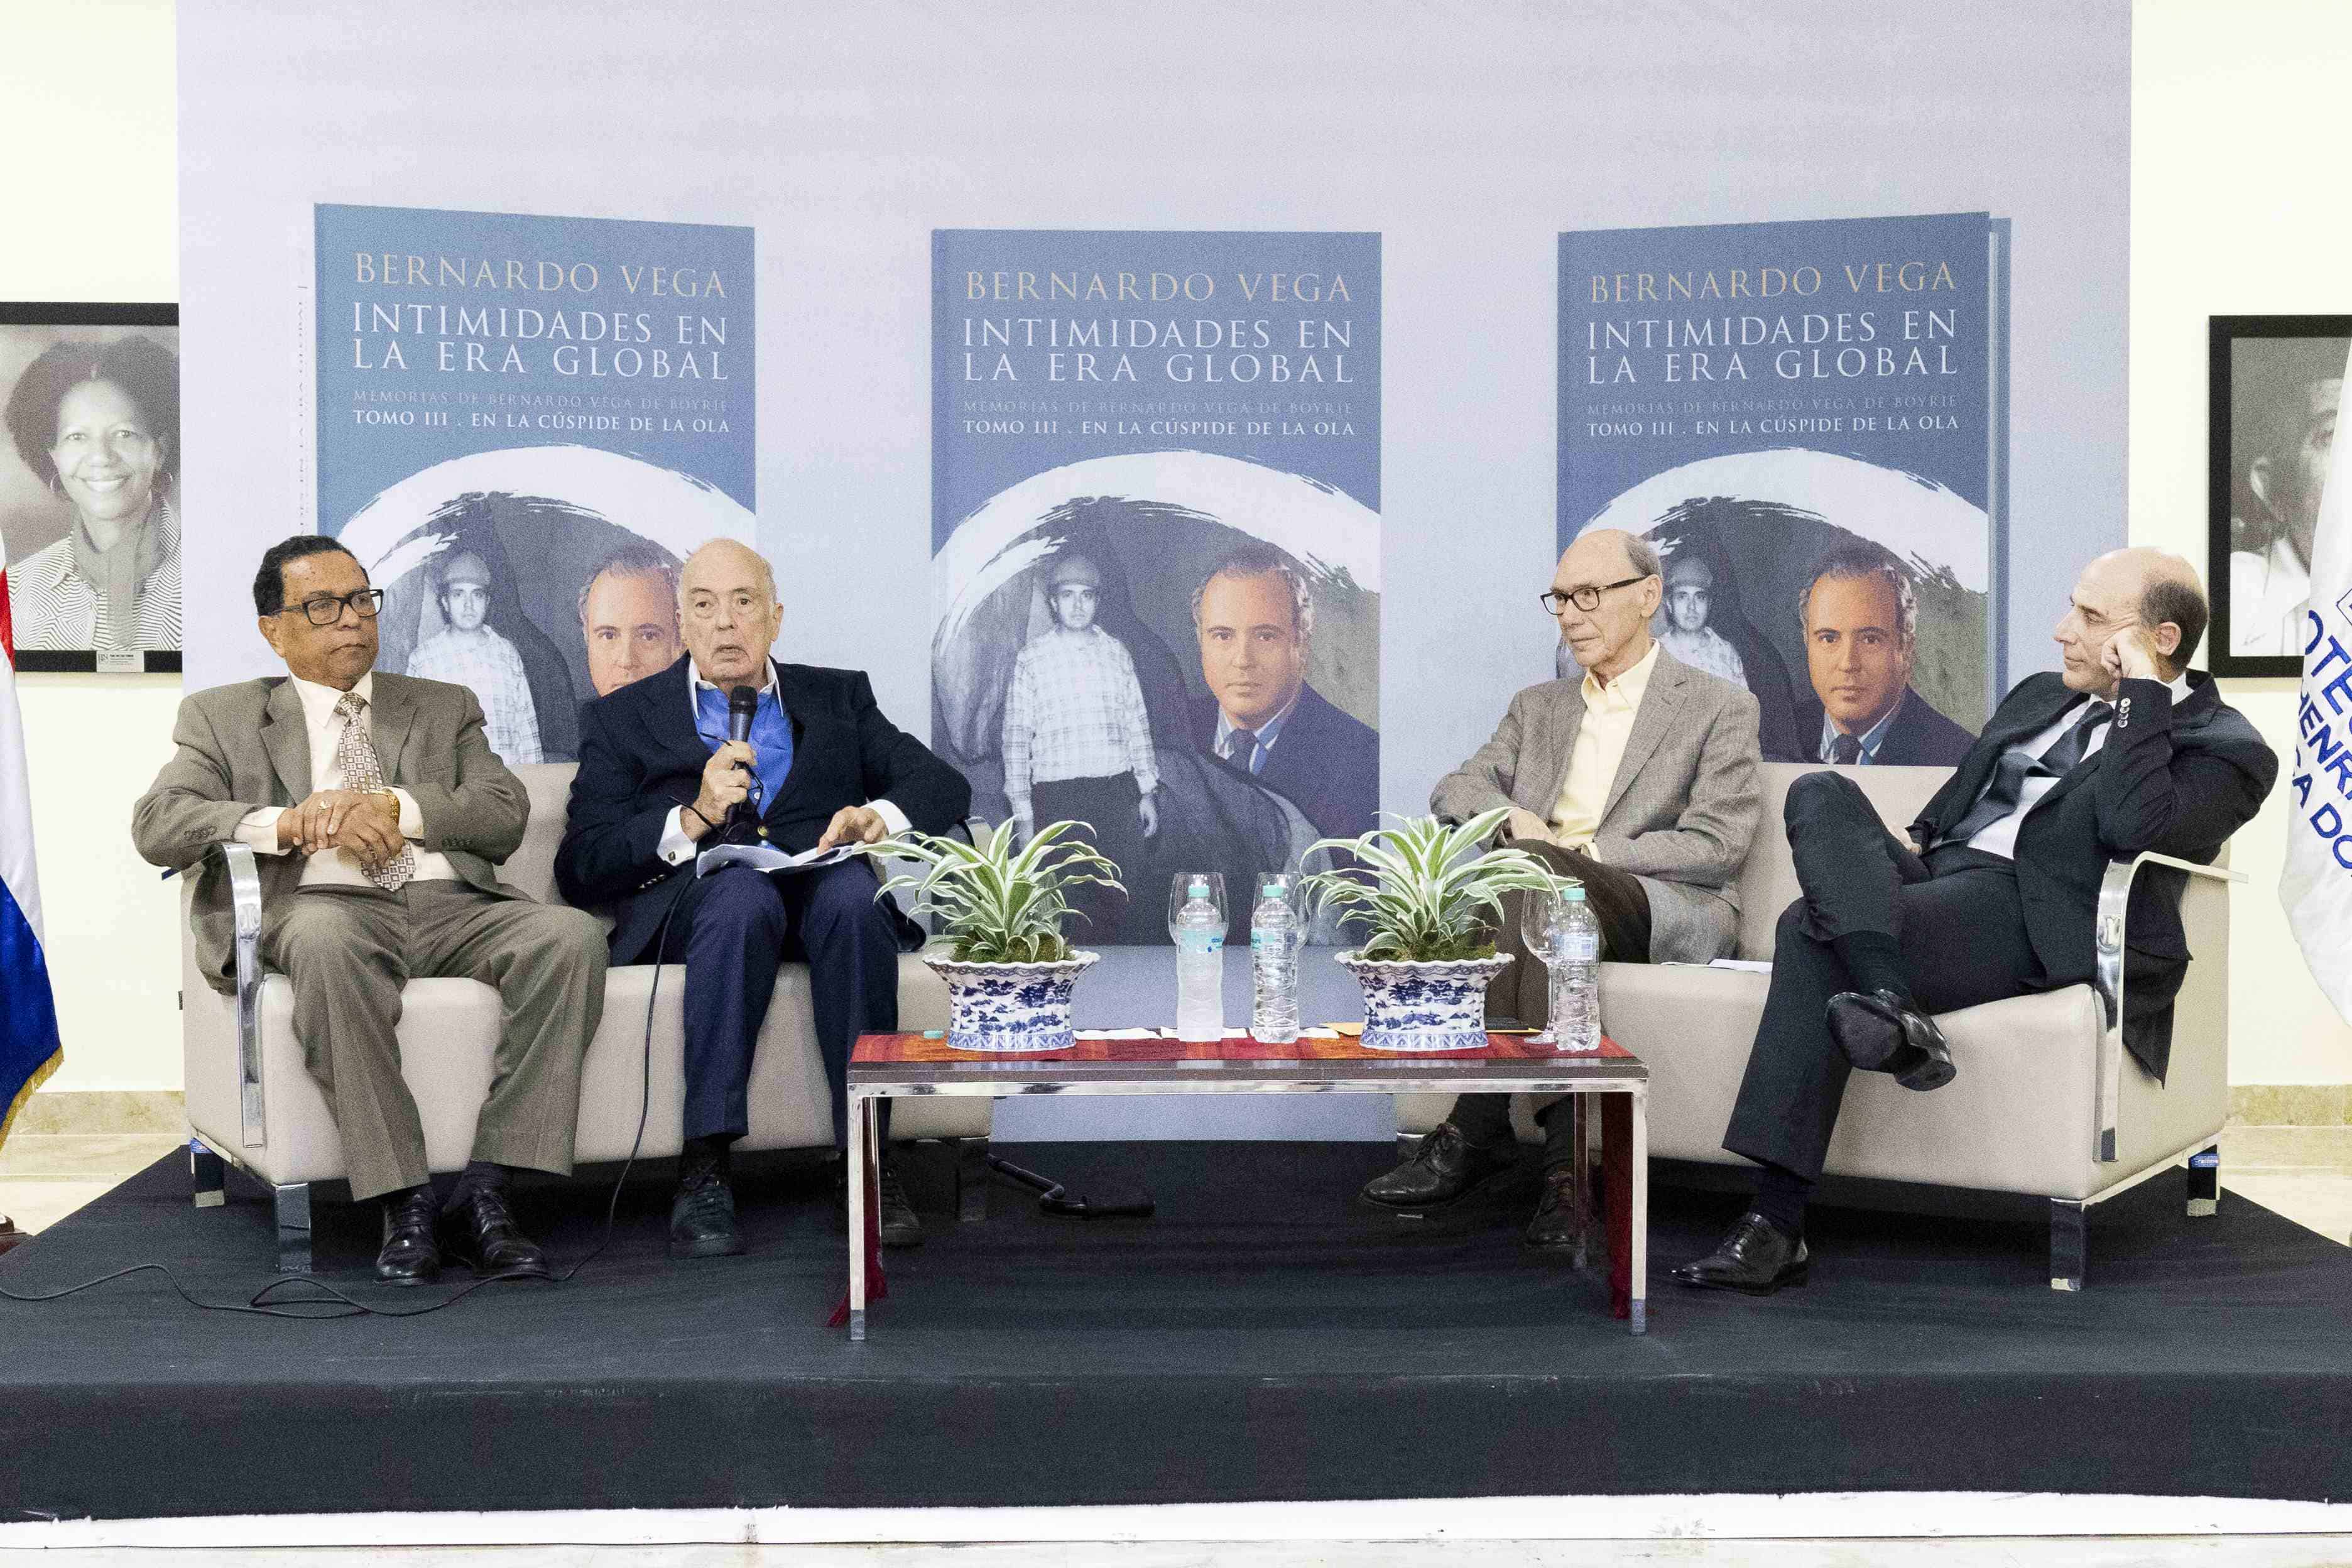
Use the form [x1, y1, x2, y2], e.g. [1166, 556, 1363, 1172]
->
[2133, 0, 2352, 1084]
[4, 0, 2346, 1096]
[1, 0, 184, 1093]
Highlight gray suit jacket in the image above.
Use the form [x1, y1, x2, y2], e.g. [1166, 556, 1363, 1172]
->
[133, 672, 530, 993]
[1430, 647, 1761, 963]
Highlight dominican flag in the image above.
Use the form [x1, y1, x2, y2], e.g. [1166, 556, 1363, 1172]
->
[2282, 341, 2352, 1025]
[0, 535, 63, 1148]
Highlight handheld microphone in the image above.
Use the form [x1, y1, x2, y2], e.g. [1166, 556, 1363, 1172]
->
[724, 685, 761, 834]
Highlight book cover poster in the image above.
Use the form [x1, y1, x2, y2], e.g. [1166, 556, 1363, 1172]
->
[315, 204, 755, 762]
[1559, 213, 2007, 766]
[933, 230, 1380, 945]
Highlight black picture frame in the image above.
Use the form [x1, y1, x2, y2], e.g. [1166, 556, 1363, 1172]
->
[1, 301, 182, 674]
[2209, 313, 2348, 678]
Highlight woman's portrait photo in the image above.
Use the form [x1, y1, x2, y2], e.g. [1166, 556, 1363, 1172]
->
[0, 306, 181, 671]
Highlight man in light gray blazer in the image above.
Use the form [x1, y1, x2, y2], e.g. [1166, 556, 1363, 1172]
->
[134, 536, 605, 1287]
[1361, 528, 1761, 1248]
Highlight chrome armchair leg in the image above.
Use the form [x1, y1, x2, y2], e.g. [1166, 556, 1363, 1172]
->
[2050, 1198, 2086, 1292]
[190, 1141, 227, 1210]
[273, 1182, 313, 1275]
[954, 1135, 990, 1223]
[2187, 1144, 2221, 1217]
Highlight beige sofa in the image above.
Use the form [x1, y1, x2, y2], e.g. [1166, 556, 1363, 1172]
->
[1402, 761, 2242, 1289]
[182, 763, 990, 1270]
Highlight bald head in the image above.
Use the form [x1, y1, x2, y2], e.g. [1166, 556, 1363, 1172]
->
[1549, 528, 1665, 682]
[678, 538, 783, 687]
[2055, 547, 2209, 694]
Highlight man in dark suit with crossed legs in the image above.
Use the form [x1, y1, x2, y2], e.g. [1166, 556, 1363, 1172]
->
[1674, 548, 2277, 1293]
[557, 540, 969, 1259]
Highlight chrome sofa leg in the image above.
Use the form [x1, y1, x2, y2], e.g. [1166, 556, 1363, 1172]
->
[2187, 1144, 2221, 1217]
[955, 1135, 990, 1223]
[191, 1141, 227, 1210]
[2050, 1198, 2086, 1292]
[273, 1182, 313, 1275]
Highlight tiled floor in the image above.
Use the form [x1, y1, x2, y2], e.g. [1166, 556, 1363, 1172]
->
[5, 1126, 2350, 1245]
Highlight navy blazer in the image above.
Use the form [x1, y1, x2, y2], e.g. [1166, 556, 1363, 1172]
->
[1909, 672, 2274, 1079]
[556, 655, 971, 964]
[1795, 686, 1976, 768]
[1189, 682, 1379, 842]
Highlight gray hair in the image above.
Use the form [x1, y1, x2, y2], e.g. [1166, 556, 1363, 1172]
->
[1190, 545, 1316, 640]
[1623, 533, 1664, 582]
[577, 542, 683, 623]
[1798, 545, 1917, 646]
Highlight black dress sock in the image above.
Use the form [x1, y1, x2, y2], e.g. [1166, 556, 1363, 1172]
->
[1831, 930, 1914, 1006]
[1751, 1162, 1814, 1238]
[1535, 1101, 1578, 1170]
[1448, 1094, 1515, 1150]
[682, 1133, 735, 1179]
[449, 1161, 511, 1207]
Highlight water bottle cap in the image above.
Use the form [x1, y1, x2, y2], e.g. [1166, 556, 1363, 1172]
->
[1262, 879, 1283, 896]
[1187, 876, 1209, 897]
[1564, 885, 1586, 901]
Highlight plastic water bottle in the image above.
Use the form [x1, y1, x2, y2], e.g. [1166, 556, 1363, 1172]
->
[1174, 876, 1225, 1042]
[1551, 886, 1603, 1052]
[1250, 878, 1301, 1043]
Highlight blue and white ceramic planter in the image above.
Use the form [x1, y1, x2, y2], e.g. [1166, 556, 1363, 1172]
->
[1337, 950, 1514, 1052]
[923, 949, 1101, 1053]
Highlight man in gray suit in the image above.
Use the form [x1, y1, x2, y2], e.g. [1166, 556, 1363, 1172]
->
[1361, 528, 1761, 1248]
[134, 536, 606, 1287]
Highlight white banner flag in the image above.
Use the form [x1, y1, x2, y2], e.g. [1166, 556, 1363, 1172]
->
[2281, 342, 2352, 1023]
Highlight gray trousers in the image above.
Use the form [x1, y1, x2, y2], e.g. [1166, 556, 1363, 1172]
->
[261, 881, 606, 1202]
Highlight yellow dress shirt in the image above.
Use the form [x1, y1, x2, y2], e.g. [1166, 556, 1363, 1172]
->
[1549, 639, 1660, 852]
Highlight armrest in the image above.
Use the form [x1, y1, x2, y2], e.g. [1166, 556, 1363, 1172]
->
[2090, 852, 2245, 1162]
[216, 841, 268, 1150]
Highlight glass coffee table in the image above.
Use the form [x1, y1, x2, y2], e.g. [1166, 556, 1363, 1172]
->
[841, 1030, 1650, 1341]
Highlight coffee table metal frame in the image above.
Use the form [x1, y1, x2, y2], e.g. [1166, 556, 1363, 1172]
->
[844, 1033, 1648, 1342]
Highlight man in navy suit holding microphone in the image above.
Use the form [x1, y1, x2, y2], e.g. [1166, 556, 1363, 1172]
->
[556, 540, 969, 1259]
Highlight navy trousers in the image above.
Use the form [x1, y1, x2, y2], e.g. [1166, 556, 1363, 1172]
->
[642, 859, 904, 1146]
[1721, 771, 2044, 1183]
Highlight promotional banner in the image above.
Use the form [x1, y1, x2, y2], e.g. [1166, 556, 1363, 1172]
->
[932, 230, 1381, 943]
[1559, 213, 2008, 765]
[2281, 341, 2352, 1024]
[315, 204, 756, 761]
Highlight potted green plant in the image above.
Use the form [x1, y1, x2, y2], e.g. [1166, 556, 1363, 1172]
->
[861, 820, 1123, 1052]
[1300, 808, 1572, 1052]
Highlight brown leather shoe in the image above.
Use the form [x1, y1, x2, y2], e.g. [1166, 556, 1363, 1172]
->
[1523, 1163, 1582, 1252]
[1360, 1121, 1518, 1209]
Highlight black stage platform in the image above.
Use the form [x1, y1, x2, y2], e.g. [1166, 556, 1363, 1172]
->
[4, 1140, 2350, 1520]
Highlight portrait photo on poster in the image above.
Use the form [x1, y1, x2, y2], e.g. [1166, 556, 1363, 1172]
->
[0, 303, 182, 673]
[2208, 315, 2348, 677]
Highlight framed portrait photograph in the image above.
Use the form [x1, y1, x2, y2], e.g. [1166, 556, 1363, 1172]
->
[1, 302, 182, 673]
[2209, 314, 2348, 678]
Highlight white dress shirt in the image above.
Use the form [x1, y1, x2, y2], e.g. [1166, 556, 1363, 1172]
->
[652, 660, 912, 866]
[234, 672, 457, 887]
[1964, 673, 2193, 861]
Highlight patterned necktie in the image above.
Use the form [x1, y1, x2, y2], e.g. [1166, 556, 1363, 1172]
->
[1831, 733, 1863, 765]
[332, 691, 416, 891]
[1942, 699, 2113, 847]
[1223, 727, 1261, 774]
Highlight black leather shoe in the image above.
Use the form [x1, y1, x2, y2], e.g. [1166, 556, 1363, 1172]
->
[1827, 988, 1956, 1092]
[1669, 1211, 1809, 1295]
[375, 1188, 442, 1286]
[878, 1162, 923, 1250]
[1523, 1163, 1582, 1253]
[438, 1185, 553, 1280]
[670, 1167, 746, 1259]
[1360, 1121, 1518, 1209]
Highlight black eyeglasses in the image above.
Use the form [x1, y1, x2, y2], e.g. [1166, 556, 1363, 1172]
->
[1540, 575, 1651, 615]
[278, 589, 386, 626]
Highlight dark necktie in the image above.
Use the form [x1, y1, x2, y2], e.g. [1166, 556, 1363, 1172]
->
[1942, 699, 2113, 847]
[1223, 727, 1261, 774]
[1830, 733, 1863, 765]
